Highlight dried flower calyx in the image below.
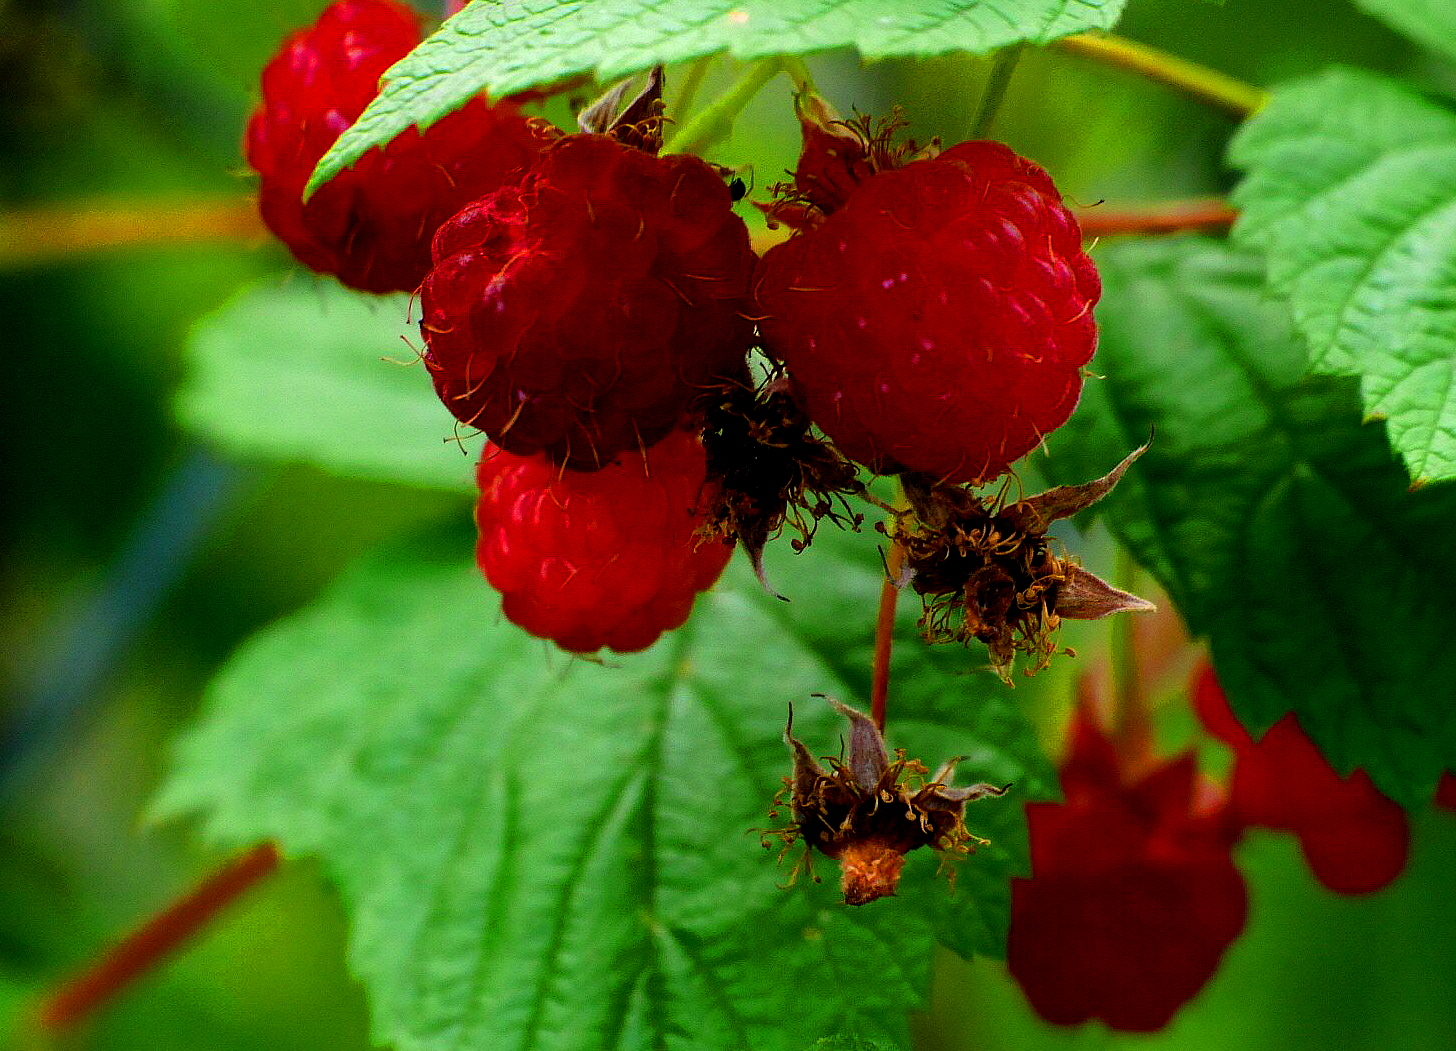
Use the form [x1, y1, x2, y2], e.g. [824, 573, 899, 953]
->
[699, 373, 871, 596]
[761, 91, 938, 231]
[887, 445, 1155, 681]
[576, 66, 666, 153]
[766, 696, 1008, 906]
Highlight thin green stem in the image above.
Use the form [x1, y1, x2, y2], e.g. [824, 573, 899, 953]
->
[1109, 546, 1152, 766]
[670, 55, 713, 124]
[779, 54, 814, 93]
[662, 57, 784, 156]
[1055, 32, 1268, 118]
[970, 43, 1025, 139]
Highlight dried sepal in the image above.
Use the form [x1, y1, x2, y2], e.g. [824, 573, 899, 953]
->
[759, 91, 938, 231]
[699, 372, 872, 596]
[765, 697, 1008, 906]
[577, 66, 665, 153]
[889, 447, 1155, 682]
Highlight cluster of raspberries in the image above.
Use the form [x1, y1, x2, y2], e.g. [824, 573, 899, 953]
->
[248, 0, 1102, 656]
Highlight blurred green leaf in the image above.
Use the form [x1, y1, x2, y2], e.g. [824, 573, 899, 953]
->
[0, 977, 27, 1042]
[1354, 0, 1456, 62]
[179, 281, 477, 492]
[307, 0, 1126, 195]
[1044, 235, 1456, 807]
[154, 520, 1050, 1051]
[1229, 67, 1456, 484]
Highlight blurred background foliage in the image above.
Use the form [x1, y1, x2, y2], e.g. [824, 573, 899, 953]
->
[1, 0, 1452, 1048]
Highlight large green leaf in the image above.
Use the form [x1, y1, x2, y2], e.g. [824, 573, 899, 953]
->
[179, 281, 477, 492]
[1355, 0, 1456, 63]
[1229, 68, 1456, 484]
[154, 519, 1052, 1051]
[307, 0, 1126, 195]
[1044, 236, 1456, 807]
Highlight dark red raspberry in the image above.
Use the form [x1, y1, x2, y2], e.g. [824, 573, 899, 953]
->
[1438, 772, 1456, 811]
[1008, 704, 1246, 1032]
[473, 428, 733, 654]
[245, 0, 549, 293]
[755, 136, 1099, 483]
[420, 134, 756, 469]
[1192, 663, 1409, 894]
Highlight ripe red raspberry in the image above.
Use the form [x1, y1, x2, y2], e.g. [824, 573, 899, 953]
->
[473, 428, 733, 654]
[1438, 772, 1456, 811]
[1008, 704, 1246, 1032]
[1192, 663, 1409, 895]
[755, 134, 1099, 483]
[245, 0, 549, 293]
[420, 134, 757, 469]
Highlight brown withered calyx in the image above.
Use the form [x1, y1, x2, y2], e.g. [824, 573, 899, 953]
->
[887, 445, 1156, 681]
[699, 373, 870, 597]
[766, 697, 1008, 906]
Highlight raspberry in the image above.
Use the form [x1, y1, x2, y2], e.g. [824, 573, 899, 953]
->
[420, 134, 757, 469]
[1192, 663, 1409, 894]
[755, 134, 1099, 483]
[245, 0, 549, 293]
[473, 428, 733, 654]
[1008, 704, 1247, 1032]
[1439, 773, 1456, 811]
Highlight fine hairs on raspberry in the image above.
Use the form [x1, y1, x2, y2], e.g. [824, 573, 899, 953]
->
[245, 0, 549, 294]
[473, 429, 734, 655]
[420, 133, 758, 470]
[755, 132, 1101, 484]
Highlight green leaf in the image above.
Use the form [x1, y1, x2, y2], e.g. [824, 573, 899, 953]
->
[1354, 0, 1456, 63]
[307, 0, 1126, 195]
[1229, 68, 1456, 484]
[0, 978, 26, 1042]
[179, 281, 476, 492]
[154, 520, 1051, 1051]
[1044, 235, 1456, 807]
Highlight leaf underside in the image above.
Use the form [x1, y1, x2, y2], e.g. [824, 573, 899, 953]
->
[179, 281, 478, 493]
[154, 520, 1052, 1051]
[1230, 67, 1456, 484]
[1045, 235, 1456, 807]
[307, 0, 1127, 195]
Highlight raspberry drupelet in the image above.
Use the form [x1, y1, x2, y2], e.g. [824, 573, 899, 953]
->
[420, 133, 757, 469]
[473, 428, 733, 654]
[245, 0, 550, 293]
[755, 116, 1100, 484]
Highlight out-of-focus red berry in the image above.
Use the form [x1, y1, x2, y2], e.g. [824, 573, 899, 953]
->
[1436, 772, 1456, 811]
[1007, 704, 1247, 1032]
[1192, 662, 1410, 895]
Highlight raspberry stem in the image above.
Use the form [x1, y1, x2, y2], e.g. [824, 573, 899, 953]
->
[662, 58, 786, 156]
[0, 198, 264, 270]
[1075, 197, 1237, 236]
[1055, 32, 1268, 118]
[969, 43, 1025, 139]
[870, 538, 906, 734]
[34, 843, 280, 1030]
[779, 55, 814, 93]
[1108, 548, 1154, 768]
[671, 55, 714, 124]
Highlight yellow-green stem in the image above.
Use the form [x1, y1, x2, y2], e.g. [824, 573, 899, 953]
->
[1056, 32, 1268, 118]
[670, 55, 713, 124]
[663, 57, 784, 156]
[779, 54, 814, 93]
[1109, 546, 1152, 765]
[970, 43, 1025, 139]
